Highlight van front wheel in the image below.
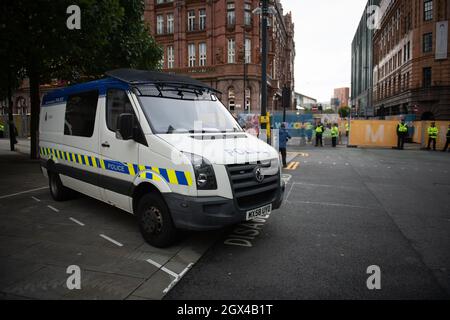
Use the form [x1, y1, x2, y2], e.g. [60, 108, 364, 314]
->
[136, 193, 178, 248]
[49, 172, 71, 201]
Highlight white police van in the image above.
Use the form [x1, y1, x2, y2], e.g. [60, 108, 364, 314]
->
[39, 69, 285, 247]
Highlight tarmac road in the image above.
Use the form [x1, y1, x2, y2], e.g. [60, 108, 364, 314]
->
[166, 146, 450, 299]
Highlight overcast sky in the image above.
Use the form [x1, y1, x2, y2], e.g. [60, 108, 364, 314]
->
[282, 0, 367, 102]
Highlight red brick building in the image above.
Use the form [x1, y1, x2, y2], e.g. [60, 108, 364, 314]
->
[144, 0, 295, 115]
[373, 0, 450, 120]
[333, 87, 350, 107]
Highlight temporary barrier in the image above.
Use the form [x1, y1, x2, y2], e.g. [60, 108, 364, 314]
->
[349, 120, 450, 149]
[349, 120, 399, 148]
[419, 121, 450, 150]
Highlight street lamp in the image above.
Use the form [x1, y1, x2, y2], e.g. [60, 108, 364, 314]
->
[253, 0, 277, 144]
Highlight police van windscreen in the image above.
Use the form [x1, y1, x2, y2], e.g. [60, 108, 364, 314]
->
[139, 96, 243, 134]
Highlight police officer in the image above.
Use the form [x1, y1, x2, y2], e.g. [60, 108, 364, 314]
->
[0, 123, 4, 138]
[442, 124, 450, 152]
[279, 123, 291, 168]
[331, 123, 339, 148]
[345, 122, 350, 138]
[427, 122, 439, 151]
[315, 122, 324, 147]
[396, 119, 408, 150]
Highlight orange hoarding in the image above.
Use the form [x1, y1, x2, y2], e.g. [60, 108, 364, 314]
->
[349, 120, 399, 148]
[419, 121, 450, 150]
[348, 120, 449, 149]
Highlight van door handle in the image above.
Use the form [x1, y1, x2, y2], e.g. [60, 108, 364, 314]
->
[101, 142, 110, 148]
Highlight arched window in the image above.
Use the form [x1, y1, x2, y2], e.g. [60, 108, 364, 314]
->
[228, 87, 235, 111]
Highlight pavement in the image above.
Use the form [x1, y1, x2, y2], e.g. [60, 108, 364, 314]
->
[1, 138, 449, 299]
[0, 139, 221, 300]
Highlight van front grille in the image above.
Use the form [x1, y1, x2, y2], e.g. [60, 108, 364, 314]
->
[226, 163, 279, 209]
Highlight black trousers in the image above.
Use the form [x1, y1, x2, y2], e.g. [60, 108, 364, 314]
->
[280, 148, 287, 167]
[397, 135, 405, 150]
[332, 137, 337, 147]
[443, 138, 449, 152]
[315, 134, 323, 147]
[427, 138, 437, 150]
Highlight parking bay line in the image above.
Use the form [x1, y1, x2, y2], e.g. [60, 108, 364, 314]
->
[99, 234, 123, 247]
[31, 196, 41, 202]
[69, 217, 85, 226]
[47, 205, 60, 213]
[0, 186, 48, 200]
[146, 258, 194, 294]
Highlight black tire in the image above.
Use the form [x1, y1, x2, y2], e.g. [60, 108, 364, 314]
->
[136, 193, 178, 248]
[49, 171, 71, 201]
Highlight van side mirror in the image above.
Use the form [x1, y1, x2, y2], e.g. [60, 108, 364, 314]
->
[116, 113, 134, 140]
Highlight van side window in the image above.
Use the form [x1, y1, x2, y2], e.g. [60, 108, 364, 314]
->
[106, 89, 136, 132]
[64, 90, 99, 137]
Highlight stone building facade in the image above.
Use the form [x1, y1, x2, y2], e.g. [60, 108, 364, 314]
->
[144, 0, 295, 115]
[372, 0, 450, 120]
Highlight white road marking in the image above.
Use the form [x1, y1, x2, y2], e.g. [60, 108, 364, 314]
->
[31, 196, 41, 202]
[285, 182, 296, 202]
[163, 263, 194, 294]
[0, 186, 48, 200]
[146, 258, 179, 278]
[47, 205, 59, 213]
[69, 217, 85, 226]
[99, 234, 123, 247]
[288, 200, 379, 210]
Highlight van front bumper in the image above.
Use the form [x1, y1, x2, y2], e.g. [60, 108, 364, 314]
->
[164, 183, 285, 231]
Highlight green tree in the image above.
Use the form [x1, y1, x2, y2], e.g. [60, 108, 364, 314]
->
[338, 106, 350, 118]
[0, 0, 162, 159]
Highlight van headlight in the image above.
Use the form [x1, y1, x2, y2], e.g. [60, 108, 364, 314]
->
[184, 153, 217, 190]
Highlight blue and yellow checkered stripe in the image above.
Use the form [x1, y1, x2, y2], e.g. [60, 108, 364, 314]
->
[40, 147, 193, 187]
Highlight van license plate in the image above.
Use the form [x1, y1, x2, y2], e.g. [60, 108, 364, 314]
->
[246, 204, 272, 221]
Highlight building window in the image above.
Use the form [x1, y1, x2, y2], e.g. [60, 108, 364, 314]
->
[424, 0, 433, 21]
[244, 3, 252, 26]
[167, 45, 174, 69]
[245, 38, 251, 63]
[407, 41, 411, 60]
[199, 9, 206, 30]
[156, 15, 164, 35]
[64, 91, 99, 138]
[245, 88, 251, 111]
[228, 87, 235, 111]
[423, 33, 433, 53]
[188, 10, 196, 31]
[227, 3, 235, 26]
[227, 38, 235, 63]
[167, 13, 174, 34]
[188, 43, 196, 67]
[199, 42, 207, 66]
[423, 67, 432, 87]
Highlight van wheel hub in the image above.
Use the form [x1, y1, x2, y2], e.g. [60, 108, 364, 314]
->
[142, 206, 163, 234]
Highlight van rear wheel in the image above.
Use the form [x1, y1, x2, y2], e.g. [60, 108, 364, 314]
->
[49, 172, 71, 201]
[136, 193, 178, 248]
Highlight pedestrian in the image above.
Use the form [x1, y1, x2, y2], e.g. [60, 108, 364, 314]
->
[315, 122, 324, 147]
[396, 119, 408, 150]
[427, 122, 439, 151]
[279, 123, 291, 168]
[331, 123, 339, 148]
[0, 123, 4, 138]
[345, 122, 350, 137]
[306, 122, 313, 143]
[442, 124, 450, 152]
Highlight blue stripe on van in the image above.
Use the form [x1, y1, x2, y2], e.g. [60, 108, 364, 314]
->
[175, 171, 188, 186]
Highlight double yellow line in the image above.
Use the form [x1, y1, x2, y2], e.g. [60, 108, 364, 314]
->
[285, 161, 300, 170]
